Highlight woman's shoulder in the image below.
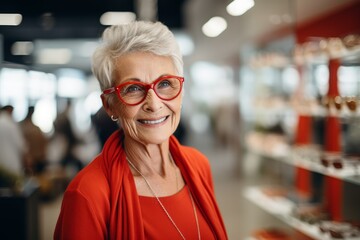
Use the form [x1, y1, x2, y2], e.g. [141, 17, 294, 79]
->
[65, 156, 110, 200]
[178, 145, 211, 172]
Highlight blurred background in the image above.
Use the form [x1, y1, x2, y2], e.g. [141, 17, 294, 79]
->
[1, 0, 360, 239]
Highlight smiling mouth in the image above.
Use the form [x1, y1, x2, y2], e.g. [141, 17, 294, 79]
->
[138, 116, 169, 125]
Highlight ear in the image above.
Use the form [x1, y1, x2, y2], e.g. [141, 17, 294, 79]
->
[101, 95, 114, 118]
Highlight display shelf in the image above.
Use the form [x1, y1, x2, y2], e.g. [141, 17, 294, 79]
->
[283, 152, 360, 185]
[295, 43, 360, 66]
[246, 141, 360, 185]
[244, 187, 360, 240]
[341, 46, 360, 66]
[244, 187, 320, 239]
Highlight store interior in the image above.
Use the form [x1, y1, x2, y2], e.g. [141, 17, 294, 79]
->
[1, 0, 360, 239]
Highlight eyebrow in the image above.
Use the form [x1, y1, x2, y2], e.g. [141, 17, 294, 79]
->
[119, 74, 173, 85]
[116, 78, 141, 86]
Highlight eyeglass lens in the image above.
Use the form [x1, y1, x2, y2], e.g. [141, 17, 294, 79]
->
[119, 77, 182, 105]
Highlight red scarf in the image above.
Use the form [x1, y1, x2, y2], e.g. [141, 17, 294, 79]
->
[55, 130, 228, 239]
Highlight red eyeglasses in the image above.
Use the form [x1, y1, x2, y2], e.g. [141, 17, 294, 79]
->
[102, 75, 184, 106]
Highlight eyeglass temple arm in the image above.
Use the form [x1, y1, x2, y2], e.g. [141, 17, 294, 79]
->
[102, 87, 117, 95]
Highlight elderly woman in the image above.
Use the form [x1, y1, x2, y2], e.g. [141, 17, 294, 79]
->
[54, 21, 227, 240]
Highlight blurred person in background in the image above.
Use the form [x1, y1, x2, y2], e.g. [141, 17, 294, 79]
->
[20, 105, 55, 198]
[0, 105, 28, 188]
[20, 106, 48, 175]
[53, 100, 84, 176]
[55, 21, 227, 240]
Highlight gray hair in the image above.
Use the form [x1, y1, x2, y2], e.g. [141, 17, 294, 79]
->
[92, 21, 184, 91]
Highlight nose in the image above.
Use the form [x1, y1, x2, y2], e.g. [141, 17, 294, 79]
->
[142, 89, 163, 112]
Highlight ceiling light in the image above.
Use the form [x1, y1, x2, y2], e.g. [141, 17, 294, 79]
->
[11, 41, 34, 55]
[37, 49, 72, 64]
[100, 12, 136, 26]
[202, 17, 227, 38]
[0, 13, 22, 26]
[226, 0, 255, 16]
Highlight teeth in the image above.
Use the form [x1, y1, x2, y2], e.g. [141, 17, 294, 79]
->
[141, 117, 167, 124]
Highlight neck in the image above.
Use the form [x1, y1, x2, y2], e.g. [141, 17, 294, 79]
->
[124, 135, 173, 177]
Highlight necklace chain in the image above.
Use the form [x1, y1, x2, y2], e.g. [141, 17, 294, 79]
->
[127, 157, 201, 240]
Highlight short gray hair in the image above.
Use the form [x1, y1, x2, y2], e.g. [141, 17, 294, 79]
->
[92, 21, 184, 91]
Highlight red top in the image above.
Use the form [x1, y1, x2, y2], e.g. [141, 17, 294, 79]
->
[140, 186, 215, 240]
[54, 130, 227, 240]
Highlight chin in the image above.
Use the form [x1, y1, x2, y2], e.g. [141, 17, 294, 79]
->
[140, 132, 172, 145]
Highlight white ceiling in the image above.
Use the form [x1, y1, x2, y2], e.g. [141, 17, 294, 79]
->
[183, 0, 358, 66]
[30, 0, 358, 72]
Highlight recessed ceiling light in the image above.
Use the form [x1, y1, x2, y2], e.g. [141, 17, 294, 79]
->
[100, 12, 136, 26]
[0, 13, 22, 26]
[226, 0, 255, 16]
[202, 17, 227, 38]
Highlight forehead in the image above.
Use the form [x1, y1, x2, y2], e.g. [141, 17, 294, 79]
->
[114, 52, 175, 84]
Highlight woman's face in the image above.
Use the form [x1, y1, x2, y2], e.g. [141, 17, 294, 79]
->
[106, 52, 183, 145]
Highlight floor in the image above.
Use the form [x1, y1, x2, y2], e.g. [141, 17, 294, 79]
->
[39, 131, 290, 240]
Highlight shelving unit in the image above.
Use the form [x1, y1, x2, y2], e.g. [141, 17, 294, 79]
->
[241, 2, 360, 239]
[244, 29, 360, 240]
[244, 129, 360, 239]
[244, 187, 360, 240]
[258, 150, 360, 185]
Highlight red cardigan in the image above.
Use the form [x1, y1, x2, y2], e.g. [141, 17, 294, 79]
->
[54, 131, 228, 239]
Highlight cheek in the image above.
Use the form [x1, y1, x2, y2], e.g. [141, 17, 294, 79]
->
[111, 102, 136, 122]
[172, 101, 183, 132]
[168, 95, 182, 113]
[116, 105, 140, 136]
[120, 108, 137, 123]
[168, 98, 183, 125]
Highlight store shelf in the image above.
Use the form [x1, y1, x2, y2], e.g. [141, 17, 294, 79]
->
[296, 45, 360, 66]
[281, 153, 360, 185]
[244, 187, 319, 239]
[247, 144, 360, 185]
[244, 187, 360, 240]
[342, 46, 360, 66]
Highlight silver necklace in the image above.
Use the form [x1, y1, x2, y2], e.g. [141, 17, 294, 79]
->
[127, 157, 201, 240]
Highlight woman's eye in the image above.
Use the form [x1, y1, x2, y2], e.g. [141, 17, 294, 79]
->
[157, 80, 171, 88]
[123, 84, 143, 94]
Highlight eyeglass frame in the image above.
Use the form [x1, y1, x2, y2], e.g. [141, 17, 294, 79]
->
[101, 75, 185, 106]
